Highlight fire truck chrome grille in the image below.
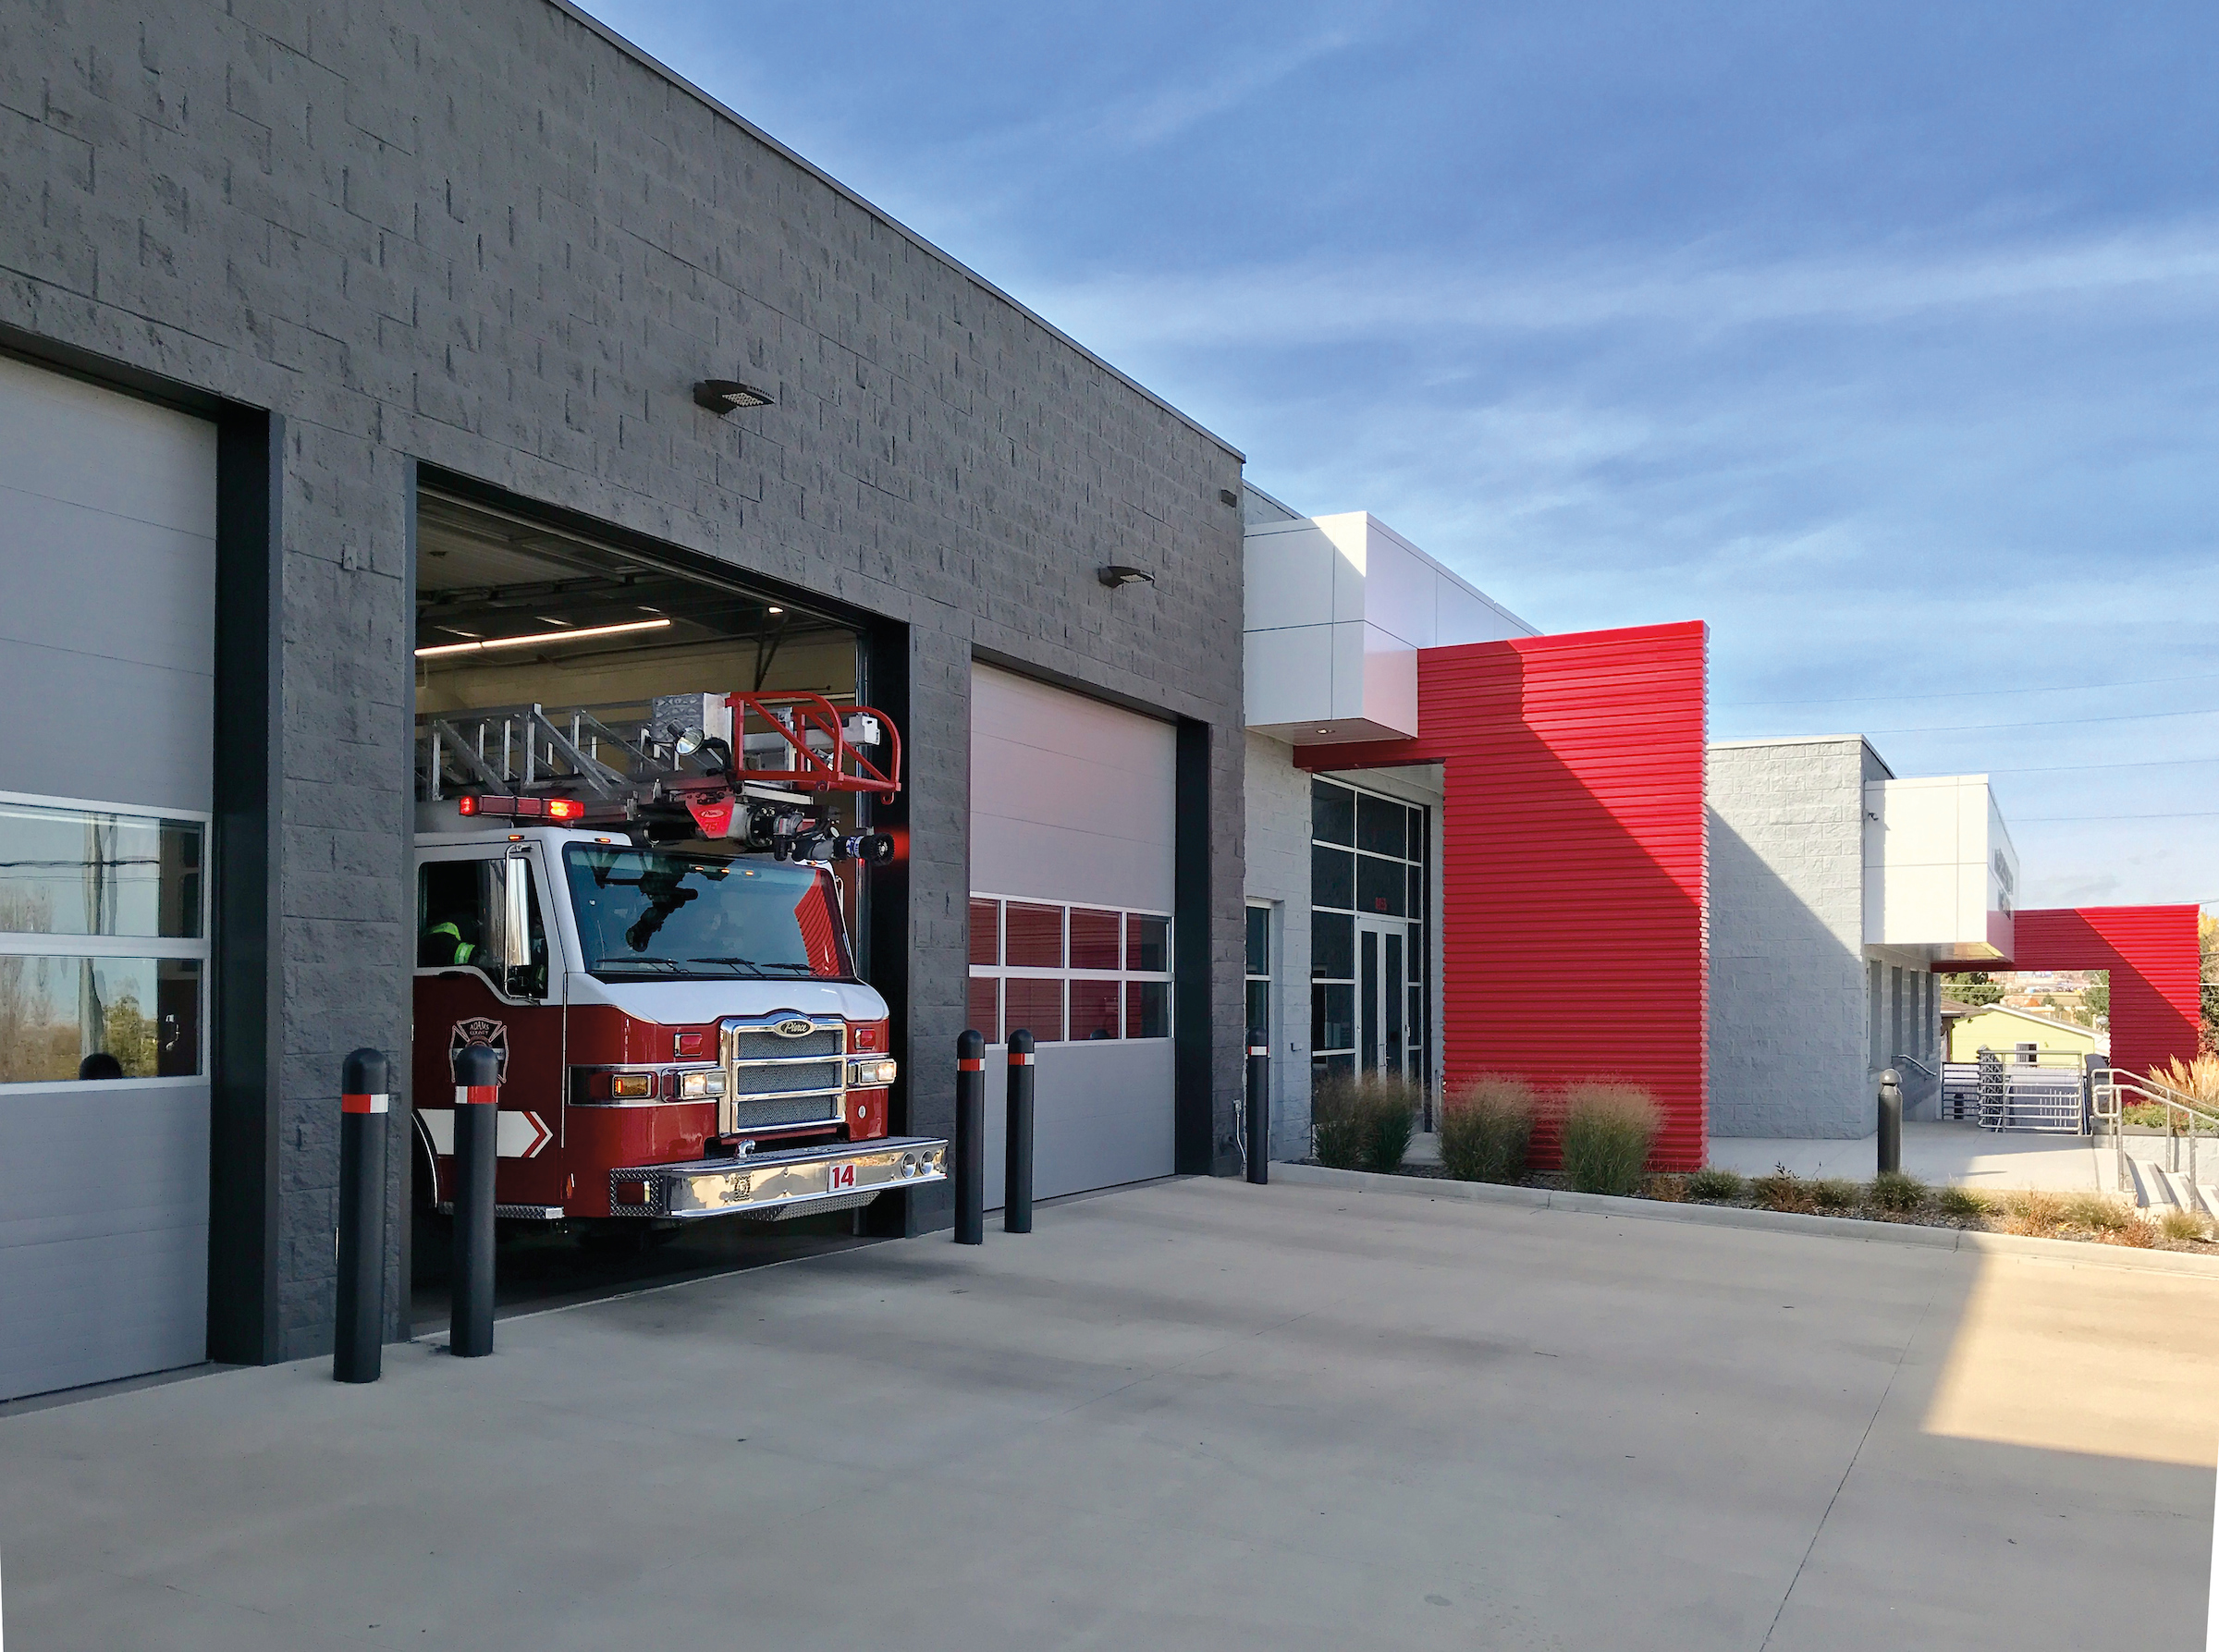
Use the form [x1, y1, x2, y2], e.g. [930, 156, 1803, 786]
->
[729, 1026, 842, 1062]
[730, 1095, 840, 1131]
[730, 1060, 844, 1097]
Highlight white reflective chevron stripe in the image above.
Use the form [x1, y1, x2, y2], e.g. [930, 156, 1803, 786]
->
[416, 1108, 553, 1158]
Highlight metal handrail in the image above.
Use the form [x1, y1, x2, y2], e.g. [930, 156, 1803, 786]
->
[2090, 1068, 2219, 1195]
[1892, 1053, 1938, 1079]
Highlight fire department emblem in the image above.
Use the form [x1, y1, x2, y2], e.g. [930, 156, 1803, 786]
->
[449, 1018, 510, 1083]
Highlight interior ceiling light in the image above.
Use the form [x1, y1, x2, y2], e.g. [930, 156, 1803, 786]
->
[766, 606, 785, 615]
[693, 379, 776, 413]
[1097, 565, 1156, 588]
[414, 618, 671, 658]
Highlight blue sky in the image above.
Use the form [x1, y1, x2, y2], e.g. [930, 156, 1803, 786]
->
[583, 1, 2218, 909]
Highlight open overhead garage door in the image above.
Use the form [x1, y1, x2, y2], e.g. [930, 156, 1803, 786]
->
[0, 355, 215, 1401]
[968, 665, 1177, 1204]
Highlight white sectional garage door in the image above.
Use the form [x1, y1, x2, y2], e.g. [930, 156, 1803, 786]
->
[0, 355, 215, 1401]
[969, 665, 1177, 1204]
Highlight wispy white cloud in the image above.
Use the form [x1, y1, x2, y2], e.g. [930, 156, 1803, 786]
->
[1024, 224, 2219, 347]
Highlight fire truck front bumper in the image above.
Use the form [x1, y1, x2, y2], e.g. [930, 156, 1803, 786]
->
[607, 1136, 949, 1220]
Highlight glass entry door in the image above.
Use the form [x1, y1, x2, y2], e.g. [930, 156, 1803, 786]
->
[1355, 914, 1411, 1077]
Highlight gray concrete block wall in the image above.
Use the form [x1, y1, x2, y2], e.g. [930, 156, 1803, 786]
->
[1, 0, 1245, 1356]
[1707, 739, 1871, 1138]
[1244, 734, 1312, 1158]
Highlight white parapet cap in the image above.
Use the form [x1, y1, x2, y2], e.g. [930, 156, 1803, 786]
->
[1243, 509, 1536, 745]
[1862, 772, 2020, 964]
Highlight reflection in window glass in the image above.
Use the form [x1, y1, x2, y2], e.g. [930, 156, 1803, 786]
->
[0, 803, 202, 939]
[1125, 979, 1170, 1039]
[1005, 903, 1063, 969]
[1245, 907, 1269, 977]
[1070, 979, 1120, 1040]
[0, 956, 202, 1082]
[1125, 914, 1170, 974]
[966, 974, 999, 1044]
[967, 899, 1000, 967]
[1068, 908, 1121, 971]
[1005, 975, 1064, 1043]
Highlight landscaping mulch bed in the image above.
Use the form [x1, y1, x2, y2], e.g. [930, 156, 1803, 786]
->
[1304, 1159, 2219, 1254]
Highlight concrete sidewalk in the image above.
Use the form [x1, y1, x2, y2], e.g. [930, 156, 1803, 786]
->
[3, 1176, 2213, 1649]
[1706, 1120, 2114, 1191]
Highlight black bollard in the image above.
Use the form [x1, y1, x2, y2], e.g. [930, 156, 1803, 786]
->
[1878, 1067, 1903, 1177]
[450, 1042, 500, 1356]
[1004, 1029, 1036, 1233]
[954, 1030, 985, 1244]
[335, 1047, 390, 1383]
[1246, 1031, 1270, 1186]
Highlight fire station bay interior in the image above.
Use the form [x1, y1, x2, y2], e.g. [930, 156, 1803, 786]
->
[410, 490, 881, 1305]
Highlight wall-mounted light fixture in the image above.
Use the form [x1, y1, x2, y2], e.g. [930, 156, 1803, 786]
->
[1097, 565, 1156, 589]
[1219, 489, 1240, 508]
[693, 379, 776, 413]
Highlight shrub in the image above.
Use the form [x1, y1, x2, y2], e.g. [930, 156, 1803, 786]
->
[1868, 1170, 1928, 1213]
[2160, 1208, 2210, 1242]
[1934, 1184, 1992, 1219]
[1556, 1081, 1660, 1196]
[1646, 1174, 1688, 1203]
[1751, 1167, 1814, 1213]
[1439, 1075, 1536, 1183]
[1309, 1071, 1421, 1171]
[1686, 1167, 1746, 1203]
[1810, 1178, 1857, 1212]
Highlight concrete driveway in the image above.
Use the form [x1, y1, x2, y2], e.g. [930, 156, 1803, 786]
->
[3, 1176, 2213, 1649]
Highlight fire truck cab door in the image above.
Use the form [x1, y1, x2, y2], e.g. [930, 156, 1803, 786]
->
[412, 843, 567, 1209]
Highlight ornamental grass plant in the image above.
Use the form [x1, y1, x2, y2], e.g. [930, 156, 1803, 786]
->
[1867, 1170, 1928, 1213]
[1686, 1167, 1745, 1203]
[1310, 1071, 1422, 1172]
[1439, 1075, 1536, 1183]
[1555, 1080, 1660, 1196]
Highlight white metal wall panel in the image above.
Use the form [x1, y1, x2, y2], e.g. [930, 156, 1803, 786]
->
[0, 355, 217, 813]
[0, 358, 214, 1399]
[971, 666, 1176, 1201]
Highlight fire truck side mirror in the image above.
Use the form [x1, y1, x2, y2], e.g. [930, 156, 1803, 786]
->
[500, 851, 532, 974]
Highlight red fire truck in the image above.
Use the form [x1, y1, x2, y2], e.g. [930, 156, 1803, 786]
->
[411, 690, 944, 1230]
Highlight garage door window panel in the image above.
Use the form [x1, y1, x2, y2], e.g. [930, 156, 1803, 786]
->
[0, 798, 210, 1085]
[968, 895, 1172, 1045]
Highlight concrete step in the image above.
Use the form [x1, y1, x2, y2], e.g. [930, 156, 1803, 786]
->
[2125, 1156, 2172, 1210]
[2148, 1163, 2193, 1214]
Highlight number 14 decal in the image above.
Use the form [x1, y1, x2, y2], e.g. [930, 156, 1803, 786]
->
[828, 1161, 857, 1191]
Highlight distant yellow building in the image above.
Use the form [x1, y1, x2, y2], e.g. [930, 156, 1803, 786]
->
[1941, 998, 2102, 1063]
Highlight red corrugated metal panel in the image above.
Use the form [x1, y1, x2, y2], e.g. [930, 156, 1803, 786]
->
[1988, 906, 2201, 1079]
[1300, 620, 1710, 1170]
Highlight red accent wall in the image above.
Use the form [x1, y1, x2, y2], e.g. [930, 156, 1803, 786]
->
[1978, 906, 2201, 1079]
[1299, 620, 1710, 1170]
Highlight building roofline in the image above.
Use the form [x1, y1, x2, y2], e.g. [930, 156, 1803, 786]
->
[545, 0, 1244, 463]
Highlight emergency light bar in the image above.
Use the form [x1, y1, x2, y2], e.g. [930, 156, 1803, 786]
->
[456, 794, 586, 822]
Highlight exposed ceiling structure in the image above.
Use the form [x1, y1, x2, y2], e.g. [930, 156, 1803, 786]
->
[414, 493, 852, 683]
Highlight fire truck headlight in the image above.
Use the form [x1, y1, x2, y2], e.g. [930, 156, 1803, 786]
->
[675, 1069, 726, 1099]
[846, 1059, 897, 1088]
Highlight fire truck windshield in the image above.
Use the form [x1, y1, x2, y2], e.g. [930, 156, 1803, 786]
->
[562, 846, 854, 982]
